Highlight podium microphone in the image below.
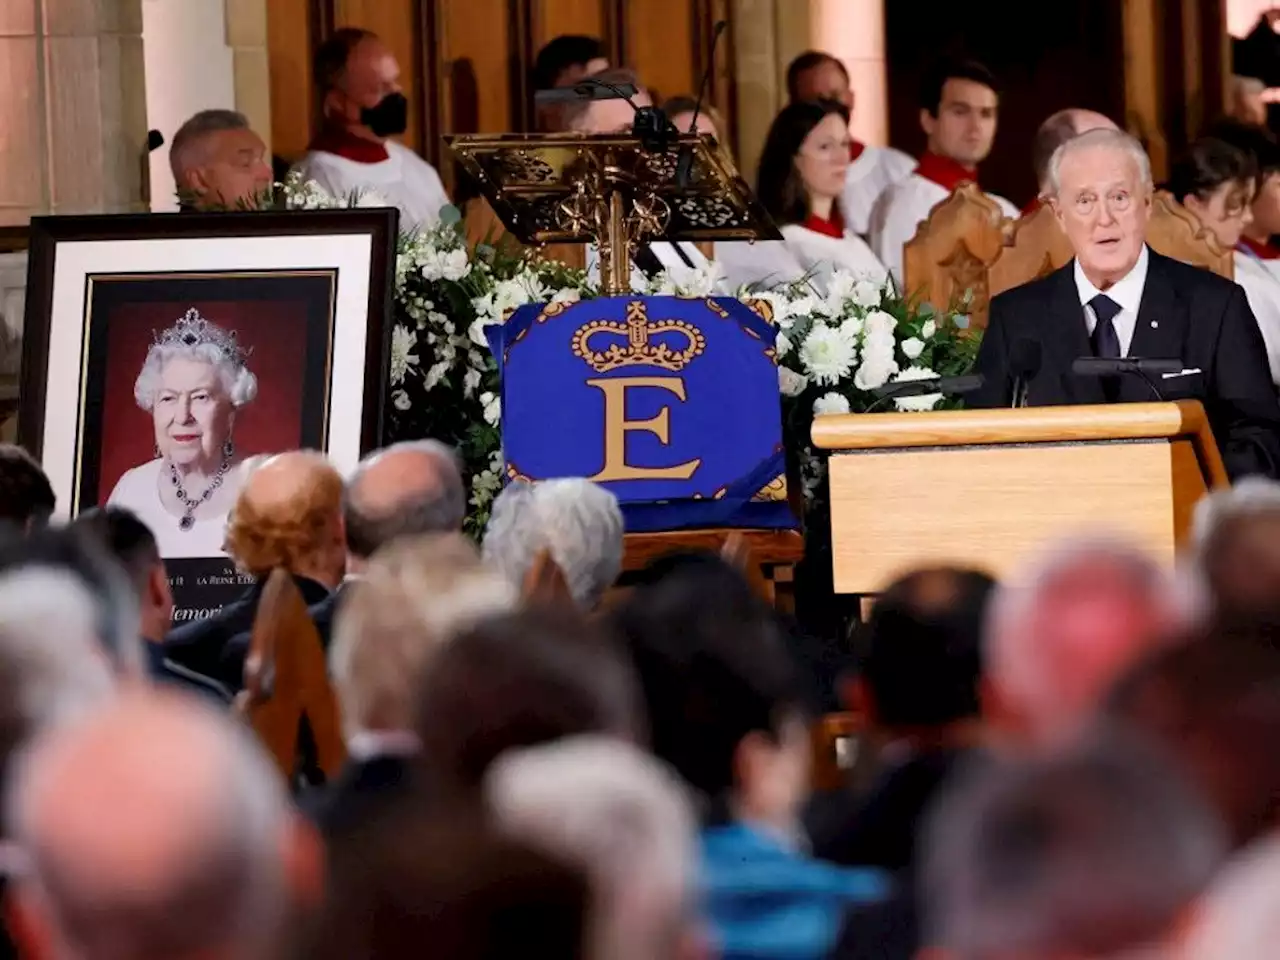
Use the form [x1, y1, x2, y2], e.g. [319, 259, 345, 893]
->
[676, 19, 728, 188]
[1009, 338, 1041, 408]
[1072, 356, 1182, 401]
[533, 77, 675, 152]
[865, 374, 984, 414]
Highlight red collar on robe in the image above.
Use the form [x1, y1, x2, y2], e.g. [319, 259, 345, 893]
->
[307, 125, 389, 163]
[915, 151, 978, 192]
[849, 140, 866, 163]
[1240, 235, 1280, 260]
[802, 210, 845, 239]
[1021, 196, 1044, 217]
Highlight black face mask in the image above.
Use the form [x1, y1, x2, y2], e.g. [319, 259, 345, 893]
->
[360, 93, 409, 138]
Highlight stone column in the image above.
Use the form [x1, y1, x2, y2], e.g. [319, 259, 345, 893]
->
[0, 0, 148, 225]
[731, 0, 811, 181]
[811, 0, 888, 147]
[225, 0, 272, 156]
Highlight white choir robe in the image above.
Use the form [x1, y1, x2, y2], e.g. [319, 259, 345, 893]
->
[842, 146, 917, 237]
[868, 173, 1018, 291]
[292, 141, 451, 231]
[1235, 250, 1280, 388]
[716, 224, 888, 295]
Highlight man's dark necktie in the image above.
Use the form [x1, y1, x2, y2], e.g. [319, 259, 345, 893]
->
[1089, 293, 1123, 401]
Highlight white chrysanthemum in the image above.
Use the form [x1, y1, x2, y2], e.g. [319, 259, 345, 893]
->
[392, 389, 411, 411]
[922, 319, 937, 339]
[788, 295, 821, 319]
[424, 361, 449, 392]
[468, 314, 497, 348]
[776, 332, 793, 358]
[889, 365, 943, 412]
[751, 291, 794, 330]
[901, 336, 925, 360]
[480, 390, 501, 425]
[388, 325, 419, 385]
[660, 262, 722, 297]
[798, 325, 857, 386]
[826, 271, 858, 304]
[779, 367, 809, 397]
[851, 279, 883, 309]
[853, 352, 899, 391]
[838, 316, 864, 340]
[551, 287, 582, 305]
[421, 247, 470, 282]
[463, 367, 482, 397]
[813, 392, 851, 416]
[864, 309, 898, 340]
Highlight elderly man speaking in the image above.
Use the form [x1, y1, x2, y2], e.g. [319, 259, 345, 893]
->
[970, 128, 1280, 480]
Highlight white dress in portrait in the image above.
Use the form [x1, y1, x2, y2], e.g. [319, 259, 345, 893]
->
[717, 224, 888, 295]
[107, 459, 246, 559]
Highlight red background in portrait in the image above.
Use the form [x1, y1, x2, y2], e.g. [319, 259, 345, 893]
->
[95, 299, 309, 502]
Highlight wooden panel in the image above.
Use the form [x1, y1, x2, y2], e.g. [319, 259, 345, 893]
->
[628, 0, 695, 102]
[335, 0, 425, 154]
[267, 0, 316, 162]
[532, 0, 605, 46]
[439, 0, 513, 135]
[827, 441, 1184, 593]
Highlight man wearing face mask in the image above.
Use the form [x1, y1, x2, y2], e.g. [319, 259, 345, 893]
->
[295, 28, 450, 230]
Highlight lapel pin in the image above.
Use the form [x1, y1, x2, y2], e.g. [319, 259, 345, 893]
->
[1151, 321, 1159, 328]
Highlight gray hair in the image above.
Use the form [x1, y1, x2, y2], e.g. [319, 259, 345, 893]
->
[342, 440, 467, 559]
[1191, 477, 1280, 552]
[482, 479, 624, 608]
[922, 729, 1226, 957]
[133, 323, 258, 413]
[6, 696, 294, 960]
[0, 569, 117, 743]
[486, 735, 697, 960]
[169, 109, 252, 183]
[1045, 127, 1153, 198]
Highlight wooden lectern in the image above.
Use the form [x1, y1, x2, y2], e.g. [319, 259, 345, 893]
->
[812, 401, 1229, 593]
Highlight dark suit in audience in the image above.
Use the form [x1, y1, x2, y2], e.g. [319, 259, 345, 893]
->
[302, 747, 421, 837]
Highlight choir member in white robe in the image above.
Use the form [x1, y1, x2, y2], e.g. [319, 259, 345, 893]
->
[786, 50, 915, 235]
[716, 100, 888, 294]
[293, 28, 450, 231]
[869, 59, 1019, 290]
[1211, 119, 1280, 287]
[568, 71, 719, 289]
[1173, 137, 1280, 388]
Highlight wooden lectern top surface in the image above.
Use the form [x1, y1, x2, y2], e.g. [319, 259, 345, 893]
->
[811, 401, 1228, 487]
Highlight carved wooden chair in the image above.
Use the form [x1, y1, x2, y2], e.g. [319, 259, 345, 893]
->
[989, 190, 1233, 298]
[901, 182, 1013, 331]
[236, 569, 346, 781]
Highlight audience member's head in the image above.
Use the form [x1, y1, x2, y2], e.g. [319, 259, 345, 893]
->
[486, 736, 701, 960]
[1045, 127, 1155, 289]
[855, 566, 995, 739]
[1191, 477, 1280, 618]
[314, 27, 407, 142]
[1206, 118, 1280, 247]
[756, 99, 852, 227]
[1103, 619, 1280, 848]
[984, 537, 1181, 746]
[0, 568, 116, 790]
[1184, 833, 1280, 960]
[1031, 108, 1118, 194]
[785, 51, 853, 111]
[342, 440, 466, 571]
[169, 109, 272, 210]
[919, 58, 1001, 169]
[331, 533, 516, 743]
[921, 731, 1226, 959]
[0, 525, 144, 677]
[7, 692, 319, 960]
[414, 607, 643, 792]
[224, 450, 345, 588]
[1228, 74, 1268, 128]
[482, 479, 624, 609]
[1168, 135, 1257, 254]
[611, 554, 809, 829]
[72, 507, 172, 644]
[295, 802, 589, 960]
[532, 34, 609, 91]
[562, 67, 650, 134]
[662, 94, 726, 143]
[0, 445, 55, 536]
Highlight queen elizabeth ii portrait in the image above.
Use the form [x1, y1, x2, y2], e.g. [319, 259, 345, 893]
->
[107, 308, 258, 558]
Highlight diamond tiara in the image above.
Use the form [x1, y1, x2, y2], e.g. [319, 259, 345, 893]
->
[151, 308, 250, 366]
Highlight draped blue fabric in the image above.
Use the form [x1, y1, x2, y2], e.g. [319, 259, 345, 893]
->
[489, 296, 797, 532]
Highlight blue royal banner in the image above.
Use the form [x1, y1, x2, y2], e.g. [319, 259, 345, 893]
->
[488, 296, 797, 533]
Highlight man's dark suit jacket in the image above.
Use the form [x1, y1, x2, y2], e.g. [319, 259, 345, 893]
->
[971, 250, 1280, 480]
[300, 752, 419, 838]
[163, 575, 331, 690]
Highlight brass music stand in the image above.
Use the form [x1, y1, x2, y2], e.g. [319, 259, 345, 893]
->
[445, 132, 781, 294]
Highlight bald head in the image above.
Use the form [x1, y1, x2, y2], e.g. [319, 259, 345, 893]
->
[986, 539, 1183, 747]
[8, 692, 304, 960]
[224, 450, 345, 584]
[1032, 108, 1118, 192]
[343, 440, 465, 564]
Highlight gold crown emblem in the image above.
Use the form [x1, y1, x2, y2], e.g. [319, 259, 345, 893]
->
[571, 301, 706, 373]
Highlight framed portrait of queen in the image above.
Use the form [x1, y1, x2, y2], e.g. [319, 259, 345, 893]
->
[18, 209, 397, 617]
